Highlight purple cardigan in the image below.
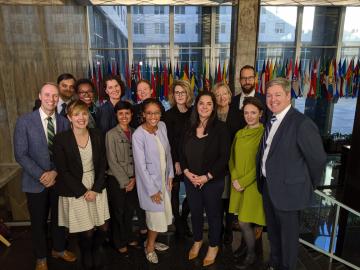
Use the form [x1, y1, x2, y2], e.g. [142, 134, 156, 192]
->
[132, 121, 174, 212]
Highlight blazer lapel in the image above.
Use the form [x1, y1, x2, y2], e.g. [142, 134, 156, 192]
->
[69, 130, 83, 169]
[267, 108, 295, 159]
[34, 110, 48, 147]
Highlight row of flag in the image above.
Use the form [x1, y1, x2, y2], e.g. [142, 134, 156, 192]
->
[88, 57, 360, 104]
[256, 58, 360, 100]
[88, 60, 229, 103]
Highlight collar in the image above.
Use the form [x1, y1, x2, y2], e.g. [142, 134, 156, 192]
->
[39, 107, 56, 121]
[273, 104, 292, 121]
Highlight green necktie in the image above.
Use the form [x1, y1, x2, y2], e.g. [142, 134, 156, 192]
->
[47, 117, 55, 157]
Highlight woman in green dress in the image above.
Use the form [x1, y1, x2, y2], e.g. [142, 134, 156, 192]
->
[229, 97, 266, 269]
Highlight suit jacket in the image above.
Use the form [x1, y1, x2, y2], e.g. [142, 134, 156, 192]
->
[96, 101, 118, 135]
[256, 107, 327, 211]
[14, 110, 70, 193]
[180, 119, 231, 181]
[105, 125, 135, 188]
[53, 128, 107, 198]
[228, 92, 268, 140]
[132, 121, 174, 212]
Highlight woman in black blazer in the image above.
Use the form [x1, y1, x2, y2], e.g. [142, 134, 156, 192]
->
[54, 100, 110, 270]
[164, 80, 193, 237]
[180, 91, 230, 267]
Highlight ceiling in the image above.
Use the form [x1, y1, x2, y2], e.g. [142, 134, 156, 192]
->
[0, 0, 359, 5]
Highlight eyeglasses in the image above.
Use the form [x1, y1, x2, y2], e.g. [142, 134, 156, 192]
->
[174, 91, 187, 97]
[78, 91, 94, 96]
[145, 111, 161, 117]
[240, 76, 255, 82]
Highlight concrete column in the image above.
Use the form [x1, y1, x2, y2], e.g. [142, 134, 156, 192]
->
[229, 0, 261, 95]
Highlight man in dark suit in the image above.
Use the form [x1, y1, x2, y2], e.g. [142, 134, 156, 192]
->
[228, 65, 267, 138]
[14, 83, 76, 270]
[257, 78, 327, 270]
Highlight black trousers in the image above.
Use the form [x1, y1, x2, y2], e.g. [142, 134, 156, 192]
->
[107, 176, 137, 249]
[263, 182, 300, 270]
[184, 178, 224, 247]
[26, 187, 66, 259]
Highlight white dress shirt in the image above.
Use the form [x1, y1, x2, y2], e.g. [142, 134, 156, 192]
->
[261, 104, 291, 177]
[57, 97, 70, 115]
[239, 89, 256, 110]
[39, 107, 57, 142]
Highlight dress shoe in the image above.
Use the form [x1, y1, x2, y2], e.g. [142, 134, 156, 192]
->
[235, 253, 256, 269]
[203, 246, 219, 267]
[188, 241, 203, 260]
[51, 250, 77, 262]
[145, 248, 158, 264]
[35, 260, 48, 270]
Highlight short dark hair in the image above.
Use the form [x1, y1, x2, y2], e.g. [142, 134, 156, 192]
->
[103, 75, 125, 97]
[136, 79, 152, 90]
[243, 97, 264, 112]
[142, 98, 162, 113]
[240, 65, 255, 77]
[114, 100, 133, 114]
[57, 73, 76, 84]
[74, 78, 95, 93]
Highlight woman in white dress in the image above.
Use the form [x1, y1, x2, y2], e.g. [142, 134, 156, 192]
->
[132, 98, 174, 264]
[54, 100, 110, 270]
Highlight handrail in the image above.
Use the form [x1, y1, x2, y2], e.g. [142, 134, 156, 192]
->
[299, 188, 360, 270]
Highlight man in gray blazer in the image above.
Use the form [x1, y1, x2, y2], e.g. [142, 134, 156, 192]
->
[256, 78, 327, 270]
[14, 83, 75, 270]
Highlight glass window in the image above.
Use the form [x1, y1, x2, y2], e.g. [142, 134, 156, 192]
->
[154, 23, 165, 34]
[220, 23, 226, 34]
[133, 6, 143, 14]
[134, 23, 144, 34]
[275, 23, 285, 34]
[301, 7, 340, 46]
[175, 6, 185, 14]
[175, 23, 185, 34]
[154, 6, 165, 15]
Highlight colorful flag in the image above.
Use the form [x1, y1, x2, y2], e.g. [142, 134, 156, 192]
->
[302, 60, 310, 98]
[291, 59, 299, 98]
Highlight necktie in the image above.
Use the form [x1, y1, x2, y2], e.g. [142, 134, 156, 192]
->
[47, 117, 55, 157]
[60, 103, 67, 116]
[260, 115, 277, 156]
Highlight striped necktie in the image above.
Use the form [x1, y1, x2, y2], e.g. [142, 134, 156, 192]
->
[260, 115, 277, 156]
[47, 117, 55, 157]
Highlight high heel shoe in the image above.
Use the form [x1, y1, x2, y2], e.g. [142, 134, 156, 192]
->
[203, 246, 219, 267]
[188, 241, 203, 260]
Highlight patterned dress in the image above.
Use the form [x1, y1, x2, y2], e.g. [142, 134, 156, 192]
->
[58, 139, 110, 233]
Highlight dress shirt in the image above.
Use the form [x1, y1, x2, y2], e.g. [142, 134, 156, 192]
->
[239, 89, 256, 110]
[261, 104, 291, 177]
[39, 107, 57, 142]
[56, 97, 70, 115]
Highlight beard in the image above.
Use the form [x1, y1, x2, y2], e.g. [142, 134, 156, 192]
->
[241, 83, 255, 95]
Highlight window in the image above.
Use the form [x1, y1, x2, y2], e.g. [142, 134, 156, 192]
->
[133, 6, 143, 14]
[260, 22, 265, 34]
[154, 6, 165, 15]
[134, 23, 144, 34]
[154, 23, 165, 34]
[220, 23, 226, 34]
[275, 23, 285, 34]
[175, 6, 185, 14]
[175, 23, 185, 34]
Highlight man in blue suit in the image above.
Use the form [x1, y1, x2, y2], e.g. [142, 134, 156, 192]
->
[257, 78, 327, 270]
[14, 83, 76, 270]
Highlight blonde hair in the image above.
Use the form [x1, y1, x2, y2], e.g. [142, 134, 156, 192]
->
[266, 77, 291, 94]
[67, 99, 89, 117]
[212, 82, 232, 101]
[168, 80, 194, 108]
[39, 82, 59, 94]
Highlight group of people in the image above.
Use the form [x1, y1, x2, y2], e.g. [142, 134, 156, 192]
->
[14, 64, 327, 270]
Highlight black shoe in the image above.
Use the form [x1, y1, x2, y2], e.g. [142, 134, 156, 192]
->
[223, 231, 233, 245]
[233, 243, 247, 259]
[235, 253, 256, 269]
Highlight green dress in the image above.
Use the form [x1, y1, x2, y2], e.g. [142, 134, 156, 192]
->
[228, 125, 266, 226]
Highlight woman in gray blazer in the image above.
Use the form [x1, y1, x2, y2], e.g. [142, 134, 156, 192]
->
[132, 98, 174, 264]
[105, 101, 139, 256]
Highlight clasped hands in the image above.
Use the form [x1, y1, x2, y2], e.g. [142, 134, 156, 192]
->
[232, 180, 244, 192]
[184, 170, 208, 188]
[40, 170, 57, 188]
